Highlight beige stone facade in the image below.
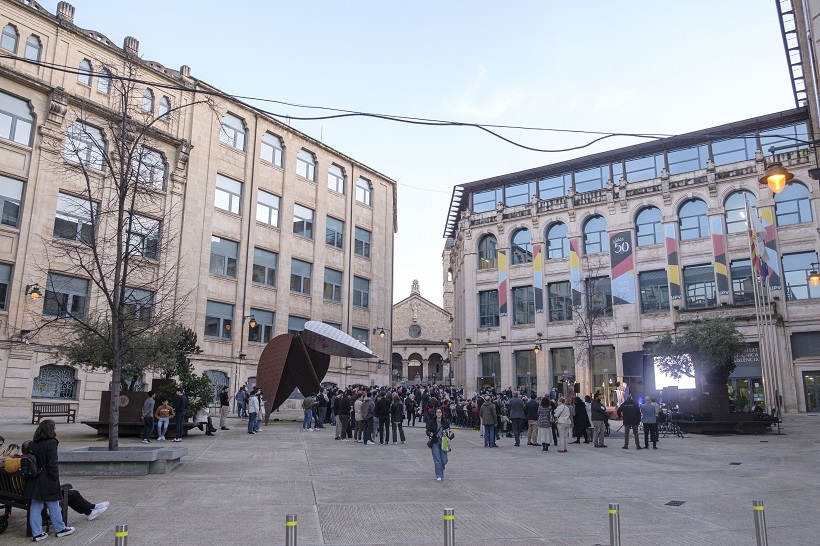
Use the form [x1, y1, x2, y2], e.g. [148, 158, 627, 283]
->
[0, 0, 396, 420]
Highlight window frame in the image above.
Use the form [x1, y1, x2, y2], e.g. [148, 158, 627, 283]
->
[0, 262, 11, 310]
[204, 300, 233, 339]
[251, 247, 277, 288]
[512, 285, 535, 325]
[478, 289, 500, 328]
[638, 269, 670, 314]
[354, 226, 371, 259]
[248, 308, 274, 344]
[126, 214, 160, 260]
[0, 90, 34, 146]
[725, 191, 757, 234]
[77, 59, 93, 86]
[260, 132, 283, 167]
[356, 177, 372, 206]
[64, 121, 106, 170]
[353, 276, 370, 309]
[133, 147, 166, 190]
[53, 192, 96, 245]
[0, 174, 24, 228]
[511, 228, 533, 265]
[123, 287, 153, 325]
[678, 199, 709, 241]
[683, 264, 717, 309]
[255, 190, 280, 227]
[209, 235, 239, 279]
[545, 223, 569, 259]
[328, 164, 346, 194]
[583, 215, 607, 254]
[296, 149, 316, 181]
[142, 88, 154, 113]
[635, 206, 663, 246]
[43, 272, 89, 319]
[97, 68, 112, 95]
[1, 24, 18, 53]
[290, 258, 312, 295]
[548, 281, 572, 322]
[24, 34, 40, 61]
[214, 174, 242, 215]
[775, 182, 812, 226]
[586, 276, 613, 318]
[478, 234, 498, 269]
[730, 259, 754, 305]
[323, 268, 343, 303]
[782, 251, 820, 301]
[219, 113, 246, 151]
[293, 204, 315, 239]
[158, 96, 171, 119]
[326, 216, 344, 249]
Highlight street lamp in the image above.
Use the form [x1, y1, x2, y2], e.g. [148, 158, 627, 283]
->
[25, 284, 41, 300]
[758, 161, 794, 194]
[533, 332, 542, 354]
[808, 263, 820, 287]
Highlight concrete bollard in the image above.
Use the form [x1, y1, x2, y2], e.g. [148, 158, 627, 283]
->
[285, 514, 297, 546]
[608, 503, 620, 546]
[753, 500, 768, 546]
[443, 508, 455, 546]
[114, 524, 128, 546]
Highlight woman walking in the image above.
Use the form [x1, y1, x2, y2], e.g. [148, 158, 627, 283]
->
[24, 420, 75, 541]
[554, 398, 573, 453]
[537, 396, 552, 452]
[426, 408, 451, 481]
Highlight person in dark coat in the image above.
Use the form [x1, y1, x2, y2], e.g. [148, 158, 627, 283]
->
[617, 396, 643, 450]
[572, 396, 592, 443]
[24, 419, 75, 541]
[507, 393, 526, 446]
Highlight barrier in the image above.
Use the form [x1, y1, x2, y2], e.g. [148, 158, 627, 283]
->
[285, 514, 297, 546]
[443, 508, 454, 546]
[114, 524, 128, 546]
[753, 500, 768, 546]
[608, 503, 620, 546]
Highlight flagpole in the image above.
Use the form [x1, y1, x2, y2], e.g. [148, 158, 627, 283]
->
[760, 279, 782, 415]
[746, 198, 774, 413]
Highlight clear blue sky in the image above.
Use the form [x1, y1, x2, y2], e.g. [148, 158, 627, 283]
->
[40, 1, 795, 306]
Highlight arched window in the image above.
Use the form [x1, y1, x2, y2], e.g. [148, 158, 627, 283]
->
[678, 199, 709, 241]
[775, 182, 812, 226]
[296, 149, 316, 180]
[204, 370, 229, 405]
[583, 215, 607, 254]
[545, 222, 569, 259]
[142, 88, 154, 113]
[219, 113, 246, 151]
[261, 133, 283, 166]
[97, 67, 111, 95]
[328, 164, 345, 193]
[511, 228, 533, 264]
[158, 96, 170, 119]
[0, 90, 34, 145]
[477, 234, 497, 270]
[24, 34, 41, 61]
[724, 191, 756, 234]
[32, 365, 77, 399]
[78, 59, 92, 86]
[356, 177, 372, 206]
[635, 206, 663, 246]
[1, 24, 18, 53]
[64, 120, 106, 170]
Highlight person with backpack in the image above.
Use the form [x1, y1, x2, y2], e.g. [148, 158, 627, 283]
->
[24, 420, 75, 541]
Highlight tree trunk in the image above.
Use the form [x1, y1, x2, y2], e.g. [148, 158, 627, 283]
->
[108, 350, 121, 451]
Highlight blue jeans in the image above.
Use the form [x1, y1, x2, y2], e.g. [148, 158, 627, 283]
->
[484, 424, 495, 446]
[29, 499, 66, 536]
[237, 401, 246, 417]
[157, 417, 169, 438]
[431, 441, 448, 479]
[247, 412, 257, 433]
[363, 417, 374, 443]
[303, 409, 313, 429]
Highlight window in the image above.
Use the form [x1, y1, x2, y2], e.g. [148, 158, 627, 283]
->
[473, 187, 502, 213]
[587, 277, 613, 318]
[759, 122, 809, 154]
[730, 260, 754, 305]
[97, 68, 111, 95]
[219, 113, 246, 151]
[64, 121, 105, 170]
[252, 247, 277, 287]
[354, 227, 371, 258]
[248, 309, 274, 344]
[356, 178, 372, 206]
[548, 281, 572, 322]
[290, 259, 312, 295]
[783, 251, 820, 301]
[667, 144, 709, 175]
[583, 215, 607, 254]
[1, 24, 18, 53]
[478, 234, 497, 269]
[544, 223, 569, 259]
[214, 174, 242, 214]
[142, 89, 154, 113]
[296, 149, 316, 180]
[328, 164, 345, 194]
[511, 228, 533, 265]
[512, 285, 535, 325]
[551, 347, 575, 382]
[53, 193, 96, 244]
[209, 236, 238, 278]
[505, 180, 536, 206]
[293, 204, 314, 239]
[77, 59, 92, 86]
[0, 263, 11, 310]
[324, 322, 342, 330]
[684, 265, 716, 309]
[24, 35, 40, 61]
[351, 327, 369, 346]
[479, 352, 501, 383]
[635, 206, 663, 246]
[639, 270, 669, 313]
[478, 289, 499, 328]
[775, 182, 812, 226]
[158, 96, 170, 119]
[134, 147, 165, 190]
[260, 133, 283, 167]
[256, 190, 280, 227]
[0, 90, 34, 145]
[127, 215, 160, 260]
[712, 135, 756, 166]
[724, 191, 756, 234]
[0, 175, 23, 228]
[678, 199, 709, 241]
[326, 216, 344, 249]
[574, 165, 609, 193]
[288, 315, 309, 335]
[204, 300, 233, 339]
[123, 287, 153, 324]
[43, 273, 88, 319]
[625, 154, 664, 183]
[353, 276, 370, 308]
[538, 174, 571, 200]
[324, 268, 342, 302]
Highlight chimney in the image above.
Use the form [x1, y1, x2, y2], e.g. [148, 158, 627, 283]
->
[56, 2, 75, 23]
[180, 65, 191, 78]
[123, 36, 139, 56]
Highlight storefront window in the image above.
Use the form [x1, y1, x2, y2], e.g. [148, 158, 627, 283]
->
[515, 350, 537, 397]
[591, 346, 617, 406]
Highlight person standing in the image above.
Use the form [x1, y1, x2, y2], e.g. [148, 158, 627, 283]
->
[247, 388, 260, 434]
[375, 391, 392, 444]
[353, 392, 365, 442]
[24, 420, 75, 541]
[154, 398, 175, 441]
[426, 408, 451, 481]
[361, 391, 376, 445]
[301, 393, 315, 431]
[537, 396, 552, 452]
[525, 393, 540, 446]
[554, 398, 573, 453]
[219, 386, 231, 430]
[641, 396, 659, 449]
[336, 389, 352, 441]
[617, 396, 643, 450]
[572, 395, 592, 444]
[141, 390, 156, 444]
[591, 393, 608, 448]
[235, 386, 247, 418]
[172, 388, 188, 442]
[508, 392, 526, 446]
[390, 394, 406, 444]
[479, 395, 498, 447]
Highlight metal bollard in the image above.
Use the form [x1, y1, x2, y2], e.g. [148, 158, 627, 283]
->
[608, 503, 620, 546]
[285, 514, 297, 546]
[443, 508, 455, 546]
[114, 524, 128, 546]
[753, 500, 768, 546]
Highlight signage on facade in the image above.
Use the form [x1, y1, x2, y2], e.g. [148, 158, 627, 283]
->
[609, 230, 636, 305]
[498, 250, 508, 316]
[710, 216, 730, 295]
[570, 237, 582, 307]
[664, 223, 682, 300]
[533, 244, 544, 312]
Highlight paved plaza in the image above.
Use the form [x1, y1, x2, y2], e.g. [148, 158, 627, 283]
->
[1, 411, 818, 545]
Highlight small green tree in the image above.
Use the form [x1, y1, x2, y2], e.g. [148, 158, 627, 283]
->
[653, 318, 747, 385]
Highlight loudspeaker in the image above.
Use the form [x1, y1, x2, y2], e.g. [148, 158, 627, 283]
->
[574, 382, 581, 394]
[556, 383, 564, 394]
[664, 386, 679, 405]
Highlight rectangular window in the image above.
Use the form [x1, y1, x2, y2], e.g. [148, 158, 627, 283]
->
[354, 227, 371, 258]
[256, 190, 280, 227]
[667, 144, 709, 175]
[328, 164, 345, 194]
[124, 287, 153, 324]
[209, 236, 238, 278]
[288, 315, 308, 335]
[0, 175, 23, 228]
[353, 276, 370, 308]
[639, 270, 670, 313]
[204, 300, 233, 339]
[323, 268, 342, 302]
[53, 193, 96, 245]
[352, 327, 369, 346]
[730, 260, 754, 305]
[625, 154, 664, 183]
[574, 165, 608, 193]
[783, 251, 820, 301]
[134, 148, 165, 190]
[252, 247, 277, 287]
[248, 309, 274, 344]
[127, 215, 160, 260]
[587, 277, 613, 318]
[293, 204, 314, 239]
[215, 174, 242, 215]
[712, 135, 756, 166]
[0, 91, 34, 145]
[478, 289, 500, 328]
[479, 352, 501, 379]
[326, 216, 344, 249]
[472, 188, 502, 213]
[759, 122, 809, 154]
[505, 180, 536, 207]
[0, 262, 11, 310]
[512, 285, 535, 325]
[324, 322, 342, 330]
[43, 273, 89, 319]
[290, 259, 312, 295]
[548, 281, 572, 322]
[683, 264, 716, 309]
[539, 174, 571, 200]
[551, 347, 575, 378]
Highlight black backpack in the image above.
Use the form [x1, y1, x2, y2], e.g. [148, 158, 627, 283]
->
[20, 454, 40, 478]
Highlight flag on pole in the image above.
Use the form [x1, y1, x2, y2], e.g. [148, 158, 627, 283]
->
[747, 202, 770, 281]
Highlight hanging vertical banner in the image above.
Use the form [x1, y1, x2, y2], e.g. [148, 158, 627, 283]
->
[609, 230, 636, 305]
[498, 249, 508, 316]
[758, 207, 782, 290]
[533, 244, 544, 313]
[710, 216, 730, 295]
[570, 237, 582, 307]
[664, 223, 682, 301]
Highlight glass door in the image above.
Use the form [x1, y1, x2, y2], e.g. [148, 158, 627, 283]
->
[804, 373, 820, 412]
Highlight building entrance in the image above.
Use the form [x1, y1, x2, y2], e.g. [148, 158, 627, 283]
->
[804, 372, 820, 412]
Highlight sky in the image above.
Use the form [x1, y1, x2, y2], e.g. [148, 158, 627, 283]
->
[38, 1, 796, 306]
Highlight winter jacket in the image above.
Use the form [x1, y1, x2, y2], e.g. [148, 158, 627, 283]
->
[617, 399, 642, 426]
[337, 395, 352, 416]
[374, 396, 392, 417]
[479, 401, 498, 425]
[23, 438, 62, 502]
[591, 399, 608, 422]
[508, 396, 526, 420]
[302, 396, 314, 410]
[354, 399, 364, 421]
[361, 397, 375, 420]
[537, 405, 553, 428]
[390, 400, 404, 423]
[525, 399, 540, 421]
[248, 395, 260, 414]
[425, 417, 451, 445]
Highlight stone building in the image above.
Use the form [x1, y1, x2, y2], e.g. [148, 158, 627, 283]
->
[0, 0, 396, 420]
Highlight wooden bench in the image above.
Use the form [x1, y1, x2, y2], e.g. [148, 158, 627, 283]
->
[31, 403, 77, 425]
[0, 470, 70, 536]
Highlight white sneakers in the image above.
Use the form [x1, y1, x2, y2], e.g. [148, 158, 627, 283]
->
[142, 439, 149, 444]
[436, 477, 442, 481]
[308, 428, 314, 431]
[157, 436, 165, 441]
[55, 527, 75, 537]
[87, 502, 109, 521]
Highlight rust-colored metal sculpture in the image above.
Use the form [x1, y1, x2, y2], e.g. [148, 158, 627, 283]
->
[256, 321, 375, 423]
